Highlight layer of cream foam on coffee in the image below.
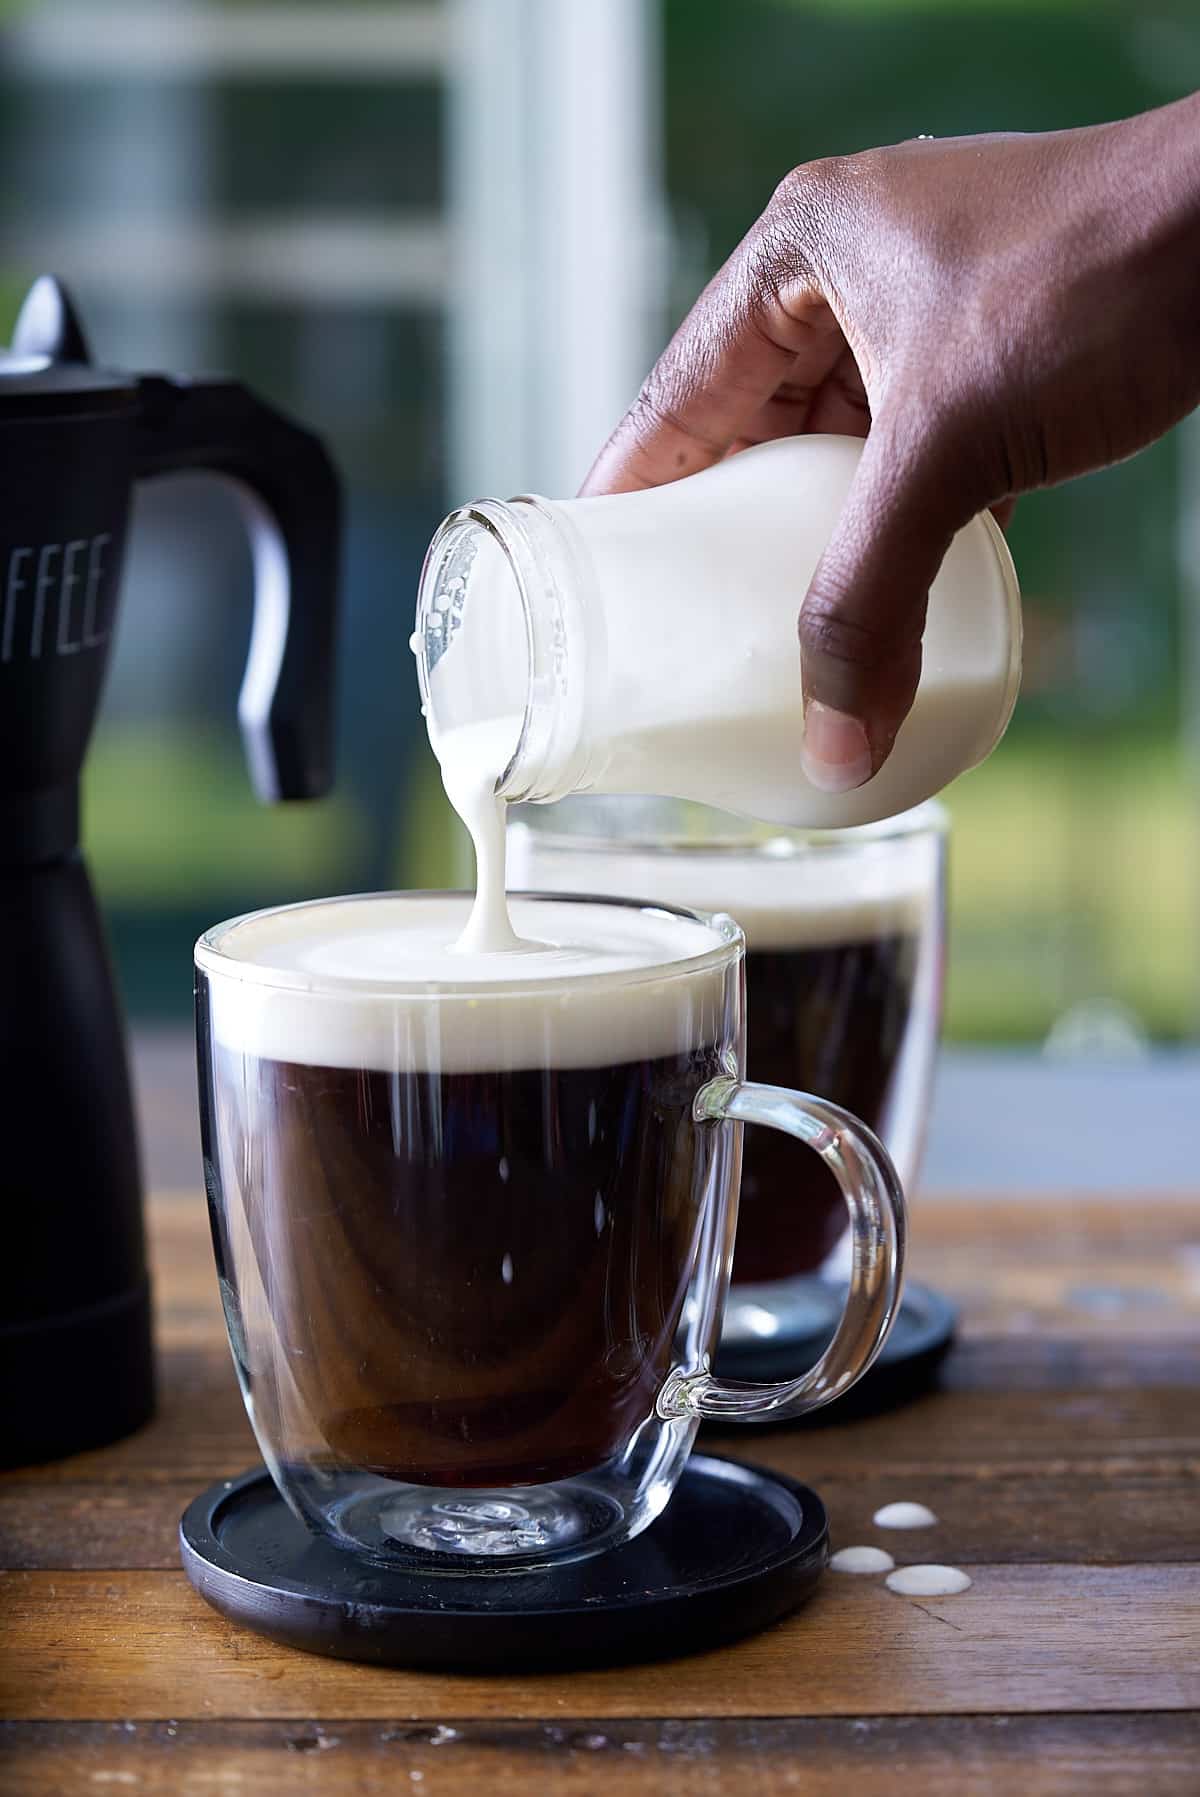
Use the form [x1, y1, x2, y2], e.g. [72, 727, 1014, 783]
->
[201, 894, 732, 1073]
[507, 827, 933, 951]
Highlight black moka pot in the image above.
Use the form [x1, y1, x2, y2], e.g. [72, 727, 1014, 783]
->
[0, 278, 340, 1467]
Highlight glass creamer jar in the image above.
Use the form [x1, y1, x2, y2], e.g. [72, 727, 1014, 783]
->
[414, 434, 1021, 830]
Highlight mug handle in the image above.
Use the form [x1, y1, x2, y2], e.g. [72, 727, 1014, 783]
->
[658, 1077, 907, 1424]
[134, 374, 341, 804]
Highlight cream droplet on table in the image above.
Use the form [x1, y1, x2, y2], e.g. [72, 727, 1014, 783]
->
[873, 1501, 938, 1529]
[886, 1565, 972, 1597]
[830, 1545, 896, 1574]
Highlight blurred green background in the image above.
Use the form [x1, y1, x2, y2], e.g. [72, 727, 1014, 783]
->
[1, 0, 1197, 1042]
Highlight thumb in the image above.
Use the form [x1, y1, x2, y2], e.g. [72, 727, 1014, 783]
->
[798, 423, 974, 794]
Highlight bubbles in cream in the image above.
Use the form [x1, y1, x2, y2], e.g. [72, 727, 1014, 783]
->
[417, 543, 537, 958]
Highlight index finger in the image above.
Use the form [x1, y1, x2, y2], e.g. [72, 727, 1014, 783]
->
[580, 221, 844, 496]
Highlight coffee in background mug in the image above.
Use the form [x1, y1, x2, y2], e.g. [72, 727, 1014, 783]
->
[508, 802, 945, 1336]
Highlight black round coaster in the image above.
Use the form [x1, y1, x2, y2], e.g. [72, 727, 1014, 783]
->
[180, 1454, 828, 1671]
[714, 1280, 957, 1424]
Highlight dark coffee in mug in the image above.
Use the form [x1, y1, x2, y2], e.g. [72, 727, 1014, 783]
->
[737, 928, 920, 1282]
[208, 1044, 724, 1486]
[197, 896, 734, 1490]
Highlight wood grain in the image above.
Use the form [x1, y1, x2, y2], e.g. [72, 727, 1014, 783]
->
[146, 1189, 1200, 1349]
[5, 1337, 1196, 1488]
[937, 1335, 1200, 1390]
[4, 1460, 1199, 1571]
[3, 1564, 1199, 1721]
[143, 1191, 1200, 1359]
[145, 1188, 1200, 1307]
[4, 1715, 1200, 1797]
[4, 1191, 1199, 1796]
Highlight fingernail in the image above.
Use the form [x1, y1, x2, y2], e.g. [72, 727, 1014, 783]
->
[802, 702, 874, 793]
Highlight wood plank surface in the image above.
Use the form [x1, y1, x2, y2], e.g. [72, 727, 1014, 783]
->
[2, 1191, 1198, 1795]
[148, 1186, 1200, 1340]
[4, 1714, 1200, 1797]
[6, 1358, 1196, 1486]
[4, 1563, 1199, 1721]
[3, 1459, 1199, 1571]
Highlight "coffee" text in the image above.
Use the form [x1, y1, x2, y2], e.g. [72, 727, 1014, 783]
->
[2, 536, 113, 663]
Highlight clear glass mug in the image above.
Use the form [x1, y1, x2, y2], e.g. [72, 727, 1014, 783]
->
[509, 801, 945, 1352]
[196, 891, 905, 1572]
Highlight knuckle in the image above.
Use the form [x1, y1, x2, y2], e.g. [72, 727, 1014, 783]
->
[626, 380, 679, 447]
[768, 161, 813, 220]
[630, 345, 702, 438]
[798, 597, 913, 674]
[770, 155, 844, 226]
[760, 157, 848, 283]
[623, 353, 725, 464]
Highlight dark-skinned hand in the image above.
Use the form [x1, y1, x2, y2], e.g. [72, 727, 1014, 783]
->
[583, 95, 1200, 791]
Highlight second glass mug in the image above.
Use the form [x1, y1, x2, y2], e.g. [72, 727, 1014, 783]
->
[509, 800, 946, 1352]
[196, 890, 905, 1571]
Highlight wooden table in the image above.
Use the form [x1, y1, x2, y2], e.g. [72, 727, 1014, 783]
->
[3, 1191, 1199, 1794]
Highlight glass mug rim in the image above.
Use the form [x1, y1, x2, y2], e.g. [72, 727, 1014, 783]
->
[195, 887, 745, 1000]
[509, 797, 949, 861]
